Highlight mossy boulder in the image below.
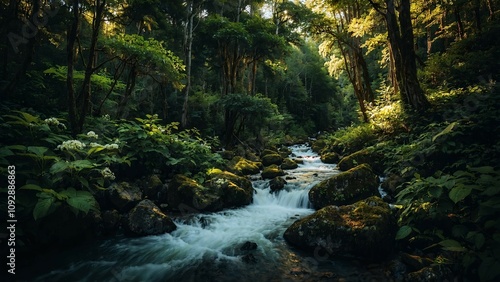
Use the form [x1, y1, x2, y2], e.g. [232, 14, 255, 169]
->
[261, 149, 279, 157]
[124, 199, 176, 236]
[309, 164, 379, 209]
[337, 147, 384, 174]
[167, 172, 254, 212]
[311, 139, 327, 153]
[320, 152, 340, 164]
[220, 150, 236, 160]
[269, 177, 287, 193]
[229, 156, 262, 175]
[107, 182, 143, 212]
[261, 164, 285, 179]
[261, 153, 283, 166]
[283, 196, 396, 261]
[205, 170, 254, 209]
[167, 175, 219, 211]
[281, 158, 299, 170]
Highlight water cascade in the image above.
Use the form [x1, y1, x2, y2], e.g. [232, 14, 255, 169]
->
[26, 144, 382, 281]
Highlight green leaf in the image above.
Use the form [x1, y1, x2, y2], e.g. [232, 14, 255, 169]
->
[469, 166, 495, 174]
[395, 225, 413, 240]
[33, 194, 55, 220]
[439, 239, 467, 252]
[432, 122, 457, 142]
[50, 161, 70, 174]
[66, 190, 97, 215]
[449, 185, 472, 203]
[428, 185, 443, 198]
[27, 146, 48, 157]
[20, 184, 44, 191]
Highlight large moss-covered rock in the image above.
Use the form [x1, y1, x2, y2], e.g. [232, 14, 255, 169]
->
[309, 164, 379, 209]
[337, 148, 384, 174]
[320, 152, 340, 164]
[261, 153, 283, 166]
[205, 170, 254, 209]
[261, 164, 285, 179]
[283, 196, 396, 261]
[167, 175, 219, 211]
[167, 172, 253, 212]
[107, 182, 143, 212]
[229, 156, 262, 175]
[281, 158, 298, 170]
[125, 199, 176, 236]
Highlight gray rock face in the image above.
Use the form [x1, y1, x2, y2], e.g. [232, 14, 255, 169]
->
[283, 196, 396, 261]
[125, 199, 176, 236]
[107, 182, 143, 212]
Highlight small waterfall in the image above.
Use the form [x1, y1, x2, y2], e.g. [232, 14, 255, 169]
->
[27, 144, 341, 282]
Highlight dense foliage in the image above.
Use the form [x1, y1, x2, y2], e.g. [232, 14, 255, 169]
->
[1, 0, 499, 280]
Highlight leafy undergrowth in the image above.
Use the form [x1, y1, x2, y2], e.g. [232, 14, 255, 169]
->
[322, 82, 500, 280]
[0, 112, 223, 250]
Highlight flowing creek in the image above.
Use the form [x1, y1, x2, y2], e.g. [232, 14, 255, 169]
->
[25, 144, 388, 281]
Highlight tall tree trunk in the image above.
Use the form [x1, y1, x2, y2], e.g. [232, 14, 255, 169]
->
[182, 0, 195, 128]
[384, 0, 430, 111]
[76, 0, 106, 132]
[454, 6, 465, 39]
[67, 0, 80, 137]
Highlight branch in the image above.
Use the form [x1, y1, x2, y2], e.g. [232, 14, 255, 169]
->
[368, 0, 386, 16]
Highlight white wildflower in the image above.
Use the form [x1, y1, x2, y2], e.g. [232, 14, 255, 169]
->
[101, 167, 116, 180]
[86, 131, 98, 139]
[56, 140, 86, 151]
[102, 114, 110, 121]
[44, 117, 60, 126]
[104, 143, 119, 150]
[89, 142, 102, 148]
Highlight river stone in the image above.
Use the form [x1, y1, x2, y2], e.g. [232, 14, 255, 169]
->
[309, 164, 379, 209]
[269, 177, 287, 193]
[261, 164, 285, 179]
[125, 199, 176, 236]
[205, 170, 254, 209]
[229, 156, 262, 175]
[261, 153, 283, 166]
[337, 147, 384, 174]
[167, 175, 218, 211]
[320, 152, 340, 164]
[142, 174, 168, 204]
[107, 182, 143, 212]
[283, 196, 396, 261]
[281, 158, 299, 170]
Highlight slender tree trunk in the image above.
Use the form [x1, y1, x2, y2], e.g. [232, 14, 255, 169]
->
[117, 65, 137, 119]
[181, 1, 195, 128]
[474, 0, 482, 32]
[67, 0, 80, 137]
[454, 6, 465, 39]
[76, 0, 106, 132]
[486, 0, 495, 20]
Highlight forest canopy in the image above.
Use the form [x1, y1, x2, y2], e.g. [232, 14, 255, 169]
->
[1, 0, 500, 280]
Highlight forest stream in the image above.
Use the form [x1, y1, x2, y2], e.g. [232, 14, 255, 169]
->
[22, 144, 388, 281]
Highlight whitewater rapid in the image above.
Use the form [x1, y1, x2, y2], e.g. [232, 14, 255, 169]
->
[29, 144, 341, 281]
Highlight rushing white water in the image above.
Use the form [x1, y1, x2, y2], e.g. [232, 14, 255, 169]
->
[28, 144, 342, 281]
